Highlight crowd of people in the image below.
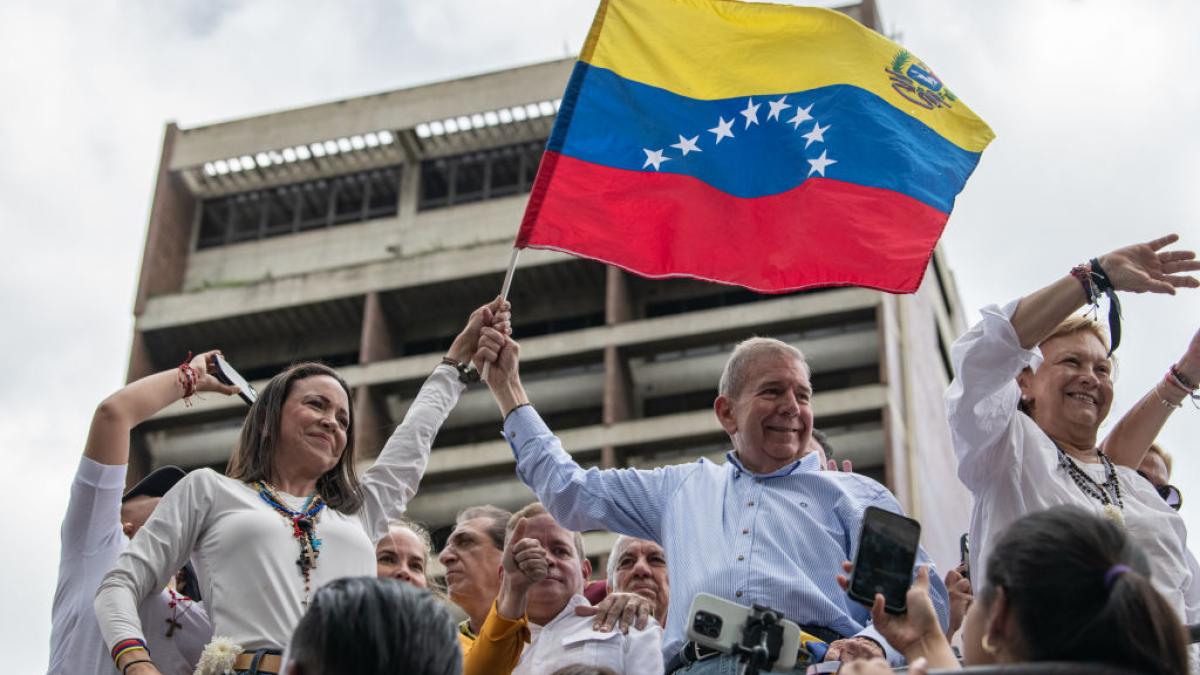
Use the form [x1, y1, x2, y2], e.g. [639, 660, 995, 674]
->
[50, 234, 1199, 674]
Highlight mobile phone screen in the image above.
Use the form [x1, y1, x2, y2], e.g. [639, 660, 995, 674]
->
[848, 506, 921, 614]
[214, 354, 258, 406]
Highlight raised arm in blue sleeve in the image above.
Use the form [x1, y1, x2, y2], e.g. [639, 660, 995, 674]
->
[503, 404, 696, 543]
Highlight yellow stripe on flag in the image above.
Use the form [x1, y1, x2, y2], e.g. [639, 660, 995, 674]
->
[582, 0, 994, 153]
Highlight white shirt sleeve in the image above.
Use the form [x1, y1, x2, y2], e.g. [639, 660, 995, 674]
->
[622, 622, 664, 675]
[945, 299, 1041, 491]
[1186, 550, 1200, 624]
[61, 456, 127, 559]
[358, 364, 464, 543]
[95, 470, 215, 651]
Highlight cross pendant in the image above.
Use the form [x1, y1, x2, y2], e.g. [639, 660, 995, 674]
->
[165, 617, 182, 637]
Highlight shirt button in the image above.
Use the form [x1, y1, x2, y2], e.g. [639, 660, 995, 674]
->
[800, 502, 808, 508]
[737, 555, 744, 561]
[747, 501, 755, 507]
[742, 528, 749, 534]
[736, 591, 743, 598]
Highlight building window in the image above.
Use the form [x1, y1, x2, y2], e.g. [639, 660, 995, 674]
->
[196, 166, 401, 249]
[418, 141, 545, 211]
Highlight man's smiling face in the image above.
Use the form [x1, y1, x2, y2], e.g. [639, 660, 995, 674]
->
[716, 351, 814, 474]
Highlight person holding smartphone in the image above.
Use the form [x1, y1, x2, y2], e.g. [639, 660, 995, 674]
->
[95, 299, 509, 675]
[945, 234, 1200, 671]
[837, 506, 1189, 675]
[50, 350, 239, 675]
[477, 331, 948, 672]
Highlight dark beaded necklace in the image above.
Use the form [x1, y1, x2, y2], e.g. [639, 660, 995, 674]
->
[254, 480, 325, 604]
[1056, 445, 1124, 526]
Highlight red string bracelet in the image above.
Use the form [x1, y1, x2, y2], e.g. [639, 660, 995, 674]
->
[178, 352, 197, 407]
[1070, 263, 1099, 306]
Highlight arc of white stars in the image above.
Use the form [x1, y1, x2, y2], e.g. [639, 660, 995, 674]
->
[788, 103, 814, 130]
[740, 97, 761, 129]
[709, 116, 735, 144]
[670, 134, 702, 156]
[642, 148, 670, 171]
[807, 150, 837, 176]
[802, 120, 830, 148]
[766, 96, 791, 122]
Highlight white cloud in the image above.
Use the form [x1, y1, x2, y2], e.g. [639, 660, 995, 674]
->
[3, 1, 1199, 670]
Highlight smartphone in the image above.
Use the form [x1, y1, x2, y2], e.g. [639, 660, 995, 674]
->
[687, 593, 802, 672]
[213, 354, 258, 406]
[959, 533, 970, 580]
[847, 506, 922, 614]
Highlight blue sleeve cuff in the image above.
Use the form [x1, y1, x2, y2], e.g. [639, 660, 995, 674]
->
[856, 623, 903, 666]
[502, 404, 551, 457]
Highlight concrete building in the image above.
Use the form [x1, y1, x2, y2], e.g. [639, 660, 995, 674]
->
[126, 0, 972, 572]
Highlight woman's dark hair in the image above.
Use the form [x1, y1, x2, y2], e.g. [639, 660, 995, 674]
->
[226, 362, 362, 513]
[288, 577, 461, 675]
[983, 506, 1187, 674]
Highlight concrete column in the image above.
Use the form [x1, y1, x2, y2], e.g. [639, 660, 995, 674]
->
[127, 122, 196, 382]
[355, 291, 397, 459]
[601, 267, 635, 468]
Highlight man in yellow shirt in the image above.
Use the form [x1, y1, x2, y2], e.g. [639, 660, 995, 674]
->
[439, 505, 512, 655]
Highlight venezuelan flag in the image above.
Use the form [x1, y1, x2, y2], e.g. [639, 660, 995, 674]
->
[517, 0, 994, 293]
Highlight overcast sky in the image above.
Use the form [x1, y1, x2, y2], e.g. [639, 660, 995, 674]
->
[2, 1, 1198, 670]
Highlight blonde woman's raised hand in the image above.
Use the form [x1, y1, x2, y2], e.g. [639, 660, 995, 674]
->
[1096, 234, 1200, 295]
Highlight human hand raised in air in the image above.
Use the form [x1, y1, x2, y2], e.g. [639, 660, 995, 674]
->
[496, 518, 547, 620]
[1094, 234, 1200, 296]
[476, 324, 528, 416]
[447, 296, 512, 369]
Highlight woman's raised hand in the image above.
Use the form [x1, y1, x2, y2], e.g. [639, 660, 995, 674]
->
[1096, 234, 1200, 295]
[448, 296, 512, 367]
[192, 350, 242, 396]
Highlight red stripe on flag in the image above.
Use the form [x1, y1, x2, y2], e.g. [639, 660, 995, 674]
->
[518, 152, 948, 294]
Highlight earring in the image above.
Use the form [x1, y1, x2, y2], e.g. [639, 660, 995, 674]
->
[981, 634, 999, 655]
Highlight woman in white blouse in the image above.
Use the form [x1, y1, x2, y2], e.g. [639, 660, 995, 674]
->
[97, 299, 508, 675]
[945, 234, 1200, 657]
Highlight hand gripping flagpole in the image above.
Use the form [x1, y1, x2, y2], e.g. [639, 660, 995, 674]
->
[482, 247, 521, 381]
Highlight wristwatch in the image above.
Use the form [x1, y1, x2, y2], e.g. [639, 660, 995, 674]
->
[441, 356, 480, 384]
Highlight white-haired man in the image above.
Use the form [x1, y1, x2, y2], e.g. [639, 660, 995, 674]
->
[477, 333, 948, 672]
[607, 536, 669, 623]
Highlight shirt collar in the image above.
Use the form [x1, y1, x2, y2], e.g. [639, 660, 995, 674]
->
[726, 449, 819, 478]
[534, 594, 591, 633]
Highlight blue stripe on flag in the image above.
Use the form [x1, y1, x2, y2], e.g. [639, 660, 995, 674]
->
[548, 62, 982, 213]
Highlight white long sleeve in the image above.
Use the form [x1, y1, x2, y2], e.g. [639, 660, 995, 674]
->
[95, 365, 464, 653]
[358, 364, 464, 544]
[944, 300, 1195, 646]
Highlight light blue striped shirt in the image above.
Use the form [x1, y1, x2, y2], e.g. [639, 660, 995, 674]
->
[504, 405, 949, 666]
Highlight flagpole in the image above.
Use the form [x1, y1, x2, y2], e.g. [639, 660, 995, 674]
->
[499, 247, 521, 303]
[482, 247, 521, 381]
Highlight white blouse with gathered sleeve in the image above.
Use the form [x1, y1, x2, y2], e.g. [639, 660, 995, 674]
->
[95, 365, 464, 653]
[945, 300, 1196, 632]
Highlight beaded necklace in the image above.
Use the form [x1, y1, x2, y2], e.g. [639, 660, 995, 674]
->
[1055, 445, 1124, 528]
[254, 480, 325, 604]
